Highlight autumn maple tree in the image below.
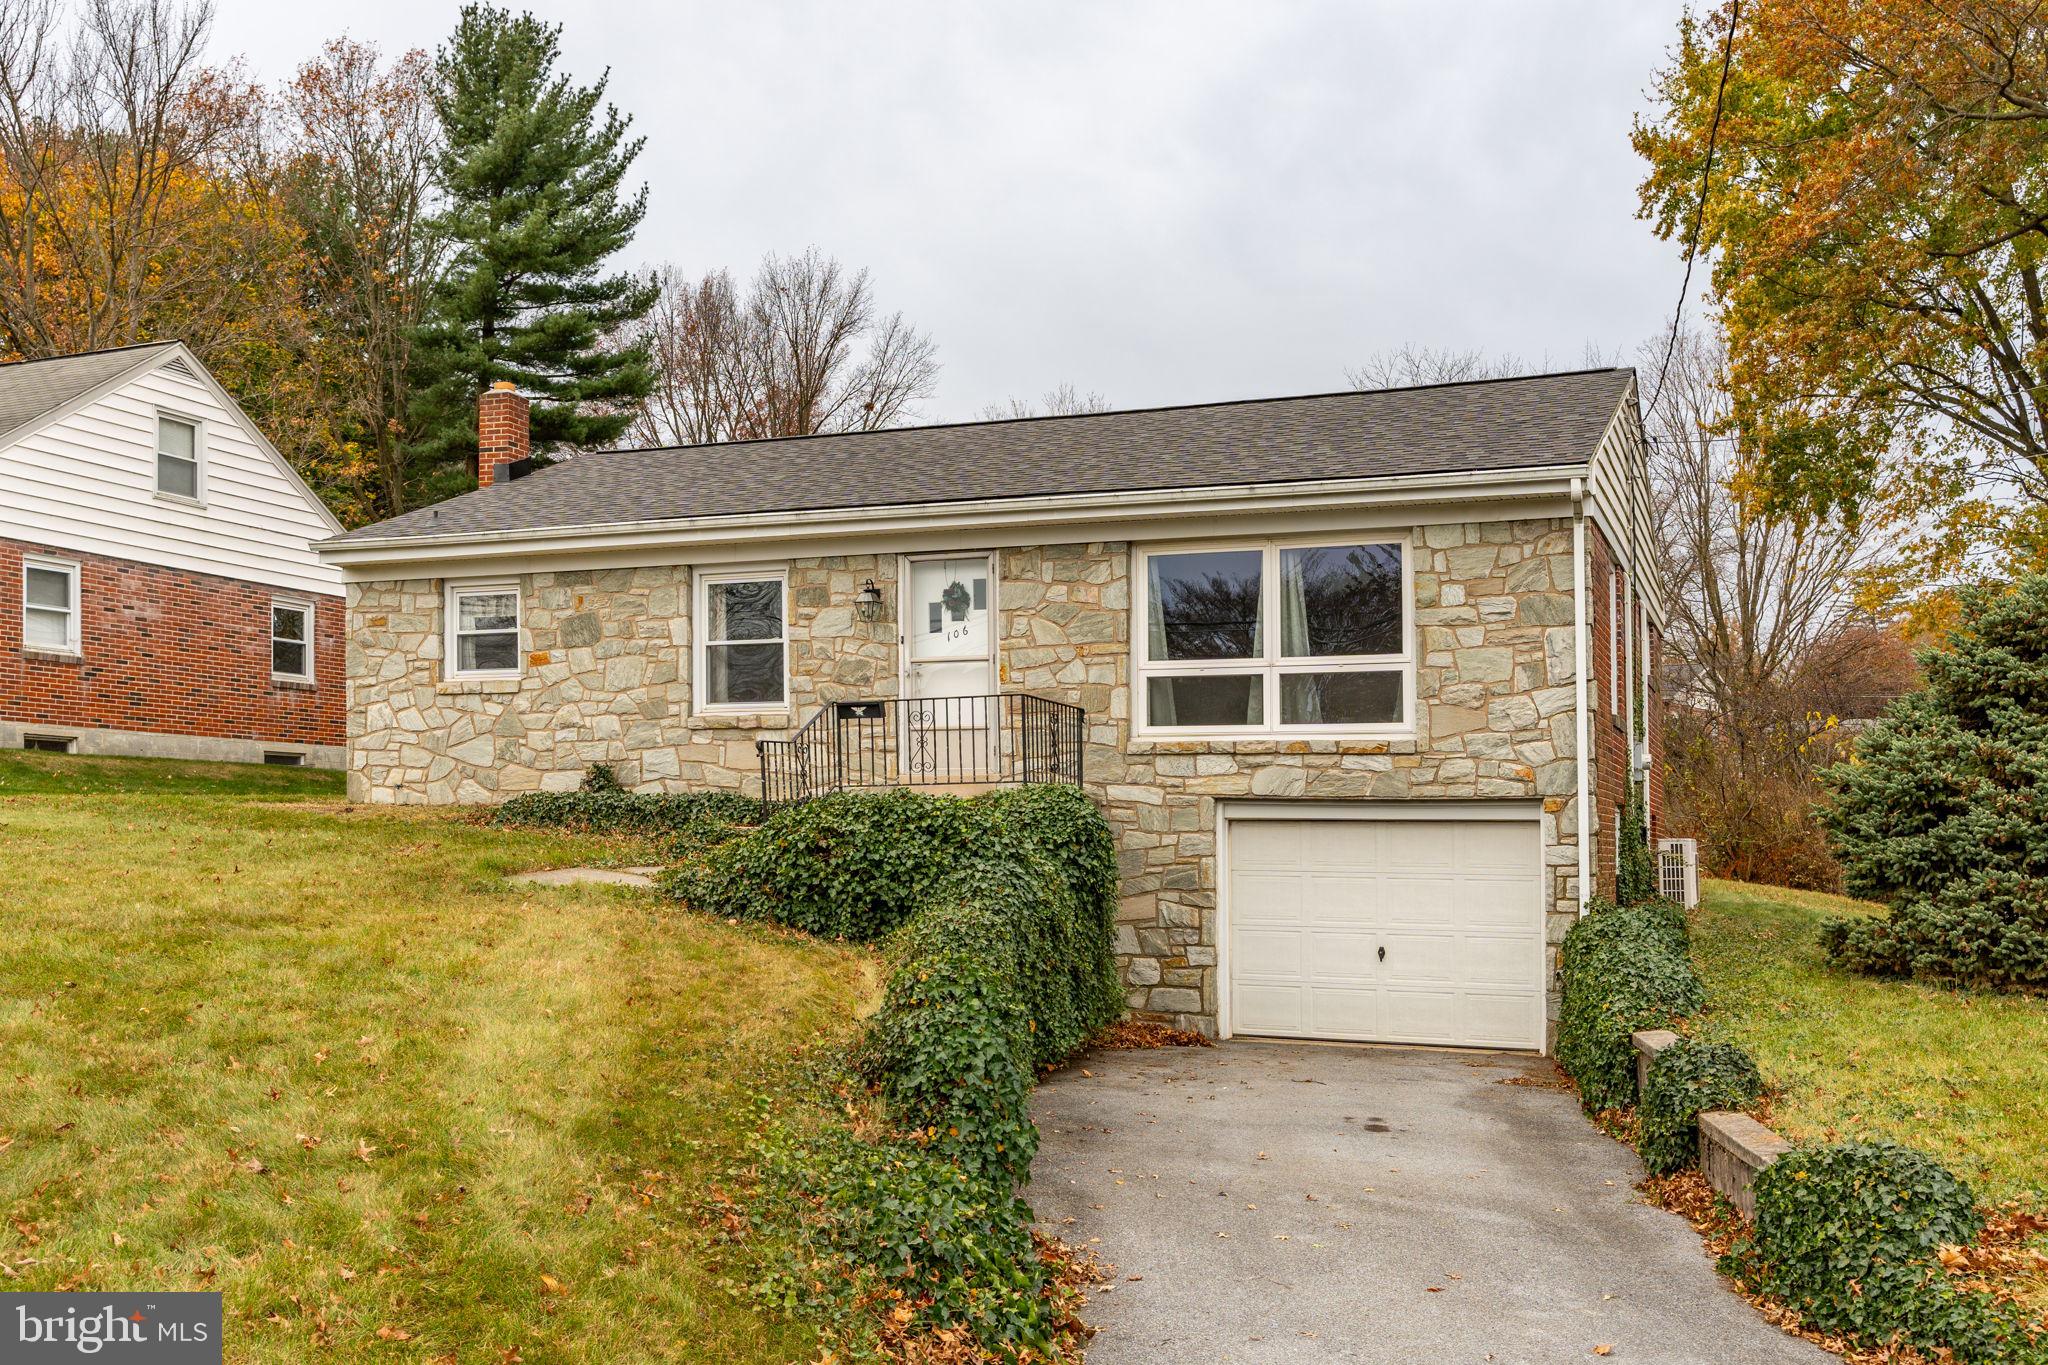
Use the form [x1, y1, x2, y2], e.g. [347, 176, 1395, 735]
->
[1636, 1, 2048, 583]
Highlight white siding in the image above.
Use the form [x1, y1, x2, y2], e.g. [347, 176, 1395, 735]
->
[0, 356, 342, 597]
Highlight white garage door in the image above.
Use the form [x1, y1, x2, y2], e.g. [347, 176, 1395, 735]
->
[1227, 816, 1545, 1049]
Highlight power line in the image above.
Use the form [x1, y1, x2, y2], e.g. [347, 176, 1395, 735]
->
[1644, 0, 1741, 417]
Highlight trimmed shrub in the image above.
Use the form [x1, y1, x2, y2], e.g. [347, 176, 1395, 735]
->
[864, 890, 1040, 1183]
[970, 786, 1126, 1052]
[1556, 898, 1705, 1111]
[1737, 1141, 2041, 1362]
[1821, 573, 2048, 990]
[701, 786, 1124, 1355]
[1637, 1039, 1762, 1175]
[663, 789, 996, 939]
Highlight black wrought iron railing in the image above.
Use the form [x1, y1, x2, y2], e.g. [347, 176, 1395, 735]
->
[756, 693, 1086, 806]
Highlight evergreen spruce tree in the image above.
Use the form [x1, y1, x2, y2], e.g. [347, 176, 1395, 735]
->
[1819, 572, 2048, 989]
[409, 5, 655, 495]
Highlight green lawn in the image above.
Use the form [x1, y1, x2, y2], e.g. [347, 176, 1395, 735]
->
[0, 772, 877, 1362]
[0, 748, 347, 797]
[1690, 878, 2048, 1205]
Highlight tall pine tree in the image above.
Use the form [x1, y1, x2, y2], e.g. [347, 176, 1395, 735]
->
[411, 5, 655, 493]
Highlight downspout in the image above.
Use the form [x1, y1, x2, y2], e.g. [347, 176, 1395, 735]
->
[1572, 476, 1592, 916]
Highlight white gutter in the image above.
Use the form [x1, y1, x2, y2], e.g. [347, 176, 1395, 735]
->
[317, 463, 1589, 568]
[1572, 475, 1593, 916]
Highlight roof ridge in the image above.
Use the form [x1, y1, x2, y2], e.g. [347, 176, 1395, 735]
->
[585, 365, 1637, 461]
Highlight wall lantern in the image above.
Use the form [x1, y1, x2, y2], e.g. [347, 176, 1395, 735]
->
[854, 577, 884, 622]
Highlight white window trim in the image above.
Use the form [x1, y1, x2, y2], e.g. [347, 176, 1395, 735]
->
[154, 409, 206, 506]
[1132, 534, 1415, 739]
[444, 579, 524, 680]
[693, 566, 790, 715]
[22, 554, 81, 656]
[270, 597, 314, 682]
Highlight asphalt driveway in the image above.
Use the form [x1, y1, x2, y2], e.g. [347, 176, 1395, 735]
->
[1030, 1041, 1829, 1364]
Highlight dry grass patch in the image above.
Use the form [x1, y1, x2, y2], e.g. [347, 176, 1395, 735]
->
[1690, 877, 2048, 1322]
[0, 788, 876, 1363]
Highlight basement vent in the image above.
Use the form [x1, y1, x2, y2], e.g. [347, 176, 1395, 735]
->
[262, 751, 306, 767]
[22, 734, 75, 753]
[161, 356, 198, 380]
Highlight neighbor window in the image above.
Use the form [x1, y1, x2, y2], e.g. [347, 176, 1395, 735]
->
[271, 599, 312, 680]
[446, 581, 521, 678]
[695, 569, 787, 711]
[156, 414, 201, 500]
[1137, 539, 1409, 733]
[22, 556, 79, 654]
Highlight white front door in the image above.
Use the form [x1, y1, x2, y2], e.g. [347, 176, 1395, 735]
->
[1226, 815, 1546, 1049]
[904, 554, 996, 700]
[900, 554, 998, 781]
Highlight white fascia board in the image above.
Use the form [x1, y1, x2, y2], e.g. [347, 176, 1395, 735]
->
[320, 464, 1589, 574]
[1582, 394, 1668, 629]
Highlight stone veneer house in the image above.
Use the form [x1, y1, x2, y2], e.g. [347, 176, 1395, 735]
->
[320, 372, 1664, 1048]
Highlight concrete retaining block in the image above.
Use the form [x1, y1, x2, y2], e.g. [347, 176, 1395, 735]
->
[1697, 1111, 1793, 1220]
[1632, 1028, 1679, 1096]
[1629, 1028, 1793, 1220]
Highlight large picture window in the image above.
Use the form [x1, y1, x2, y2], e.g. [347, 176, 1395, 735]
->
[446, 581, 521, 678]
[695, 569, 786, 711]
[1137, 539, 1409, 734]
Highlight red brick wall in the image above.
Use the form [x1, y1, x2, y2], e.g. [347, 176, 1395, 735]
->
[1585, 520, 1666, 901]
[1647, 621, 1665, 843]
[1, 537, 343, 747]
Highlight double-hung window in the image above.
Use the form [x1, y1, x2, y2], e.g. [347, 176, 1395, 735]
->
[156, 414, 201, 500]
[695, 569, 787, 712]
[446, 581, 521, 678]
[1136, 538, 1410, 734]
[23, 556, 80, 654]
[271, 599, 313, 681]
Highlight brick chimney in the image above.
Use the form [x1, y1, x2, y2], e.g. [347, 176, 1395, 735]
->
[477, 381, 529, 488]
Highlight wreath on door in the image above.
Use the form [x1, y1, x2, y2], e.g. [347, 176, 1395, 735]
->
[941, 579, 971, 620]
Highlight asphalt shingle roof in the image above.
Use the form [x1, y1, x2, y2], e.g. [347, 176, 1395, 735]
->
[328, 367, 1637, 545]
[0, 342, 177, 448]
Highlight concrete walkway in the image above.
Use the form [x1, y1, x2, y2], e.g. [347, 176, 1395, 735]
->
[507, 865, 661, 888]
[1030, 1041, 1828, 1365]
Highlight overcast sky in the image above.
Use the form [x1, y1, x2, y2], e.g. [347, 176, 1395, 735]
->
[210, 0, 1693, 422]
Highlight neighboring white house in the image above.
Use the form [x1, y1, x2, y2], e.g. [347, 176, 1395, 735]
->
[0, 341, 348, 766]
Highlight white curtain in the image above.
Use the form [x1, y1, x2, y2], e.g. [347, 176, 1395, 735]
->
[1280, 555, 1318, 722]
[1146, 559, 1177, 726]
